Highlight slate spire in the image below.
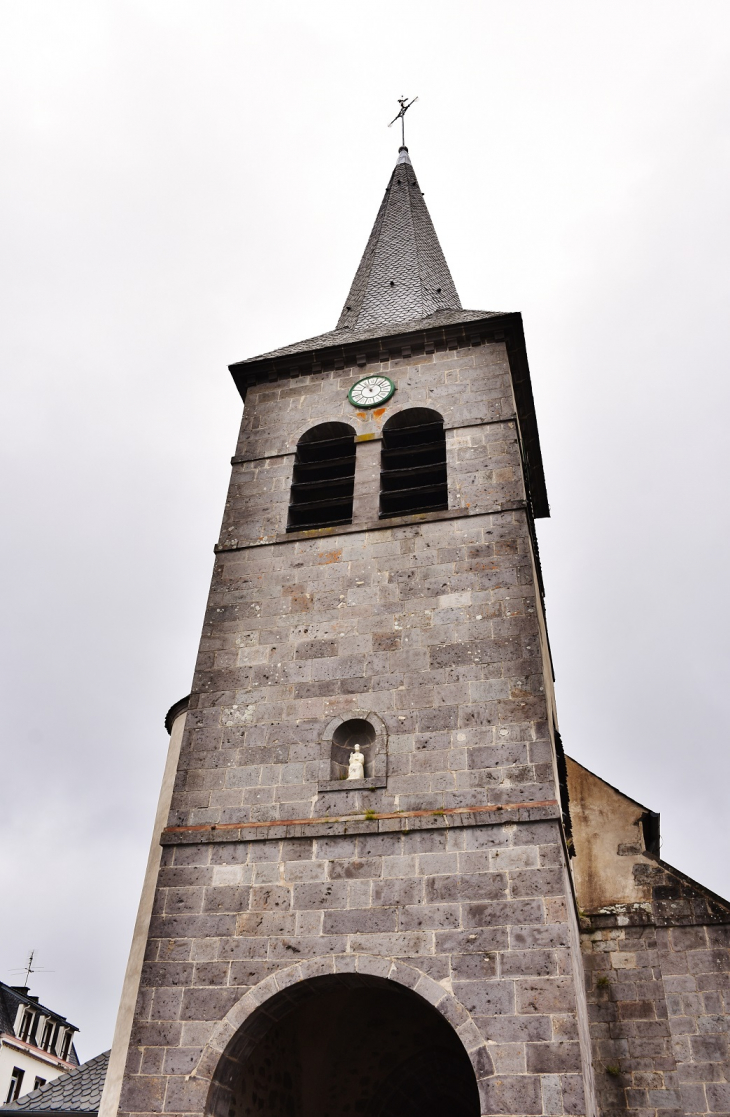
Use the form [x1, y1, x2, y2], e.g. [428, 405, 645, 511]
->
[336, 147, 461, 331]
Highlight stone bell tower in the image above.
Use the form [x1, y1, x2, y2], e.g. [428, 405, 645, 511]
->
[105, 142, 597, 1117]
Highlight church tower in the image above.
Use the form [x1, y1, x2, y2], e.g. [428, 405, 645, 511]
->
[107, 142, 598, 1117]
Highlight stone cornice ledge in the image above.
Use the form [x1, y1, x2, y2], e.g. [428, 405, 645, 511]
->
[215, 502, 528, 554]
[161, 798, 560, 845]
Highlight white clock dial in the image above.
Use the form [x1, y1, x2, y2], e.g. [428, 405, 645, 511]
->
[348, 375, 395, 408]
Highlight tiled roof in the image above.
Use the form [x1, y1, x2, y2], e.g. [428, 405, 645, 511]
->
[0, 985, 76, 1038]
[336, 147, 462, 331]
[1, 1051, 108, 1114]
[230, 146, 505, 371]
[0, 987, 17, 1038]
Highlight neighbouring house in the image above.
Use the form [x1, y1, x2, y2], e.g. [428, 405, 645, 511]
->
[0, 1051, 108, 1117]
[0, 984, 79, 1106]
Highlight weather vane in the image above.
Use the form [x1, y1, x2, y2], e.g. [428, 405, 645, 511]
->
[388, 96, 418, 148]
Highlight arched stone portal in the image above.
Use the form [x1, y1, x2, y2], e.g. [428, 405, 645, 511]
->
[206, 974, 480, 1117]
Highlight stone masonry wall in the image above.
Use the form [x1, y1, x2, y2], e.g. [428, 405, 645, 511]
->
[179, 508, 550, 827]
[118, 339, 595, 1117]
[123, 817, 590, 1117]
[581, 863, 730, 1117]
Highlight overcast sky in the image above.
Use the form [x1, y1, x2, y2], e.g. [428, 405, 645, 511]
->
[1, 0, 729, 1062]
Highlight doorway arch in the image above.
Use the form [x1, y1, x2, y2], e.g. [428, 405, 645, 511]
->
[205, 971, 482, 1117]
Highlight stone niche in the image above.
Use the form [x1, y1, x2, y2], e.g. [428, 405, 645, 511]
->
[318, 713, 387, 791]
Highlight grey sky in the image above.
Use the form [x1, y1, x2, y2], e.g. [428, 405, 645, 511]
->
[1, 0, 728, 1062]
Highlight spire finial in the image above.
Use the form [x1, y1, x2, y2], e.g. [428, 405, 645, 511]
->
[388, 95, 418, 148]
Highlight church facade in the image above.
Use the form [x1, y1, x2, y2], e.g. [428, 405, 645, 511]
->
[102, 144, 730, 1117]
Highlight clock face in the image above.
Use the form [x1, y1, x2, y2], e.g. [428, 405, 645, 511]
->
[348, 375, 396, 409]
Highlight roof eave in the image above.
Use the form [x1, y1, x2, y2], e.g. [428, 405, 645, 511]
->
[0, 1111, 98, 1116]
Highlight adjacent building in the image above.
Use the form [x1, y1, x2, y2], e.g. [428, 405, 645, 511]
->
[1, 1051, 108, 1117]
[0, 984, 78, 1106]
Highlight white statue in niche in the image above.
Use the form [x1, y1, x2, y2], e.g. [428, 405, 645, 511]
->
[347, 744, 365, 780]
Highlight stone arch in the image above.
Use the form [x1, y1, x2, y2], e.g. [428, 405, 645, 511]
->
[194, 956, 493, 1117]
[382, 406, 445, 430]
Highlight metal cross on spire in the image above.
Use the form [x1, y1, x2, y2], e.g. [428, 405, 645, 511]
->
[388, 96, 418, 148]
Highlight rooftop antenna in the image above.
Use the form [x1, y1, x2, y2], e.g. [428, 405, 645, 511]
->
[388, 96, 418, 148]
[23, 951, 35, 985]
[10, 950, 53, 988]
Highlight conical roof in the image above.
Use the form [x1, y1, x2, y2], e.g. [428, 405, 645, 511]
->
[336, 147, 461, 331]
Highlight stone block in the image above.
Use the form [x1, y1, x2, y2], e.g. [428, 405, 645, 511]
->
[509, 866, 564, 898]
[478, 1073, 543, 1115]
[162, 1074, 209, 1113]
[249, 885, 292, 911]
[453, 978, 515, 1015]
[515, 976, 576, 1014]
[426, 871, 507, 903]
[500, 949, 557, 977]
[161, 1047, 202, 1075]
[327, 857, 381, 880]
[322, 908, 396, 934]
[559, 1074, 586, 1116]
[525, 1041, 582, 1073]
[371, 878, 422, 906]
[120, 1075, 167, 1114]
[465, 898, 545, 927]
[180, 988, 240, 1021]
[451, 953, 498, 980]
[690, 1033, 730, 1060]
[400, 902, 460, 930]
[291, 881, 348, 909]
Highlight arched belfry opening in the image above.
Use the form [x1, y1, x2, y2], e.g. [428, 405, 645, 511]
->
[380, 408, 448, 518]
[287, 422, 356, 532]
[206, 974, 480, 1117]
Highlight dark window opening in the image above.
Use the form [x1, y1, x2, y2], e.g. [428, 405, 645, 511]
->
[19, 1010, 35, 1042]
[60, 1030, 72, 1061]
[40, 1019, 54, 1051]
[33, 1078, 46, 1092]
[641, 810, 660, 856]
[287, 422, 356, 532]
[380, 408, 447, 519]
[6, 1068, 24, 1104]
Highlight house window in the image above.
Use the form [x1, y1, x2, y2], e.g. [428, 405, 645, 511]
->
[380, 408, 448, 518]
[33, 1078, 46, 1092]
[19, 1009, 35, 1042]
[6, 1068, 24, 1104]
[287, 423, 356, 532]
[60, 1030, 72, 1061]
[41, 1018, 54, 1051]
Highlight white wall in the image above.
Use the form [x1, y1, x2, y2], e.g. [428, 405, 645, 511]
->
[0, 1039, 68, 1103]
